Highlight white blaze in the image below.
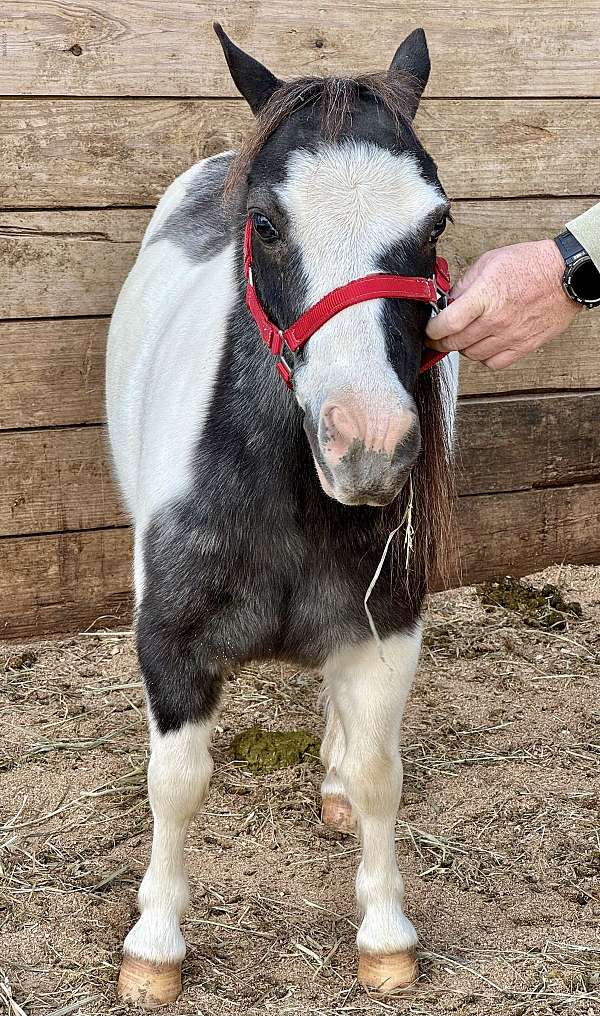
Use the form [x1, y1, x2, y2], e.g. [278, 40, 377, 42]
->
[275, 141, 447, 410]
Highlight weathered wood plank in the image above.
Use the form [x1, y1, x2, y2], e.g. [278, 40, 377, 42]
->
[456, 483, 600, 584]
[2, 99, 600, 207]
[3, 199, 597, 328]
[2, 389, 600, 536]
[0, 99, 238, 209]
[0, 427, 127, 536]
[456, 392, 600, 496]
[0, 319, 106, 429]
[2, 2, 600, 98]
[0, 527, 132, 640]
[0, 210, 151, 318]
[3, 479, 600, 638]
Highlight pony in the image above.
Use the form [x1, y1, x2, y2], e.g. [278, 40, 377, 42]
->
[107, 23, 458, 1005]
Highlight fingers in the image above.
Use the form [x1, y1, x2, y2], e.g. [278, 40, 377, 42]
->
[456, 334, 508, 363]
[425, 310, 491, 353]
[425, 240, 574, 370]
[483, 348, 523, 369]
[446, 274, 470, 301]
[425, 286, 487, 345]
[463, 332, 546, 367]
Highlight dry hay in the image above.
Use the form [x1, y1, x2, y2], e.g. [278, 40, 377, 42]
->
[1, 563, 599, 1016]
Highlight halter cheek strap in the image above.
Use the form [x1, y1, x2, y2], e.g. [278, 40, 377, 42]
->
[243, 217, 451, 388]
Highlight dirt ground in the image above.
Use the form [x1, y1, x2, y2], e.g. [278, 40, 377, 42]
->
[1, 564, 599, 1016]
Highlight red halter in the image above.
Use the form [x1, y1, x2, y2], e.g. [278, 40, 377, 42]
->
[243, 217, 451, 388]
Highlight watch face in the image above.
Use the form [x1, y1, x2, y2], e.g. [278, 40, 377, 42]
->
[569, 258, 600, 306]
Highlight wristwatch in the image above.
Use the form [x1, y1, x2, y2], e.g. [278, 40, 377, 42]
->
[554, 229, 600, 308]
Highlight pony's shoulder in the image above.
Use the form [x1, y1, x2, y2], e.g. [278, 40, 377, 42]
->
[142, 151, 236, 261]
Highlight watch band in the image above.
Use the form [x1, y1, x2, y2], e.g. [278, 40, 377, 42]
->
[552, 229, 588, 264]
[554, 229, 600, 308]
[555, 229, 587, 263]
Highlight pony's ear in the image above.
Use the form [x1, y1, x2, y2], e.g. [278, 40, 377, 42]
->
[214, 23, 283, 115]
[388, 29, 431, 116]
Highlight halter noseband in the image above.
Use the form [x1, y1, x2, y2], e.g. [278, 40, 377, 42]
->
[243, 217, 451, 388]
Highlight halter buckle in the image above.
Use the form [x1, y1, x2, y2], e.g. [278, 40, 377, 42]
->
[430, 259, 451, 317]
[277, 341, 295, 388]
[430, 287, 448, 318]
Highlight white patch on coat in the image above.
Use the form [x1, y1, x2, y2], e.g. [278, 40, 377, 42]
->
[323, 626, 422, 954]
[106, 154, 237, 597]
[276, 141, 447, 411]
[123, 718, 215, 965]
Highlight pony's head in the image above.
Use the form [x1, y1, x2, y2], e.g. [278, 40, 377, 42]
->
[216, 24, 452, 514]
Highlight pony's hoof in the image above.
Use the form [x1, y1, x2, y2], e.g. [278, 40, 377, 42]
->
[358, 949, 418, 993]
[117, 955, 182, 1007]
[321, 794, 356, 833]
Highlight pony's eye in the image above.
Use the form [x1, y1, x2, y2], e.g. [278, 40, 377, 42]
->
[430, 215, 448, 243]
[252, 212, 279, 243]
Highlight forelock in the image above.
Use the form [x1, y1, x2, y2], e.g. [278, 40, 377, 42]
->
[224, 73, 421, 200]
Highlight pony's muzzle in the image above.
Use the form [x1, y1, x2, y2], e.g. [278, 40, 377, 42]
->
[307, 395, 421, 506]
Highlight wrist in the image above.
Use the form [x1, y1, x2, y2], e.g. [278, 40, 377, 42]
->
[537, 238, 576, 305]
[541, 238, 567, 283]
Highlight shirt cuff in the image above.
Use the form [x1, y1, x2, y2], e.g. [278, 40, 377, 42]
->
[566, 202, 600, 272]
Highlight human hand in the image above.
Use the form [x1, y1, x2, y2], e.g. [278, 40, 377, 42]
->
[426, 240, 581, 368]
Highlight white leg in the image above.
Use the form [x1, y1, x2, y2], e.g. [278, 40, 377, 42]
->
[118, 718, 214, 1007]
[323, 625, 422, 993]
[320, 695, 356, 832]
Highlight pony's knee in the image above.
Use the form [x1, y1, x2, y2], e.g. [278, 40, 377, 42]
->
[148, 721, 214, 821]
[340, 748, 403, 818]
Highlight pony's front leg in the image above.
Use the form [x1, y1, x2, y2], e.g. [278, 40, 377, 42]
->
[323, 626, 421, 994]
[117, 625, 221, 1007]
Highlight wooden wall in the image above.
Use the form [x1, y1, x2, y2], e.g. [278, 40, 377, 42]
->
[1, 3, 600, 638]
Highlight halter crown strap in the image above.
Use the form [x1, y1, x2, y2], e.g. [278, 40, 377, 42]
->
[243, 217, 451, 387]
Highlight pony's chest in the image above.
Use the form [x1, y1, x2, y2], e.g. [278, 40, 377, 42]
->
[276, 529, 420, 662]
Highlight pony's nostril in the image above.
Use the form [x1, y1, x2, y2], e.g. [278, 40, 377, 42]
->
[383, 408, 417, 457]
[322, 405, 358, 445]
[319, 402, 366, 467]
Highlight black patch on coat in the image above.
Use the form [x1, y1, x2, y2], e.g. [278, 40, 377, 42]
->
[150, 153, 234, 262]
